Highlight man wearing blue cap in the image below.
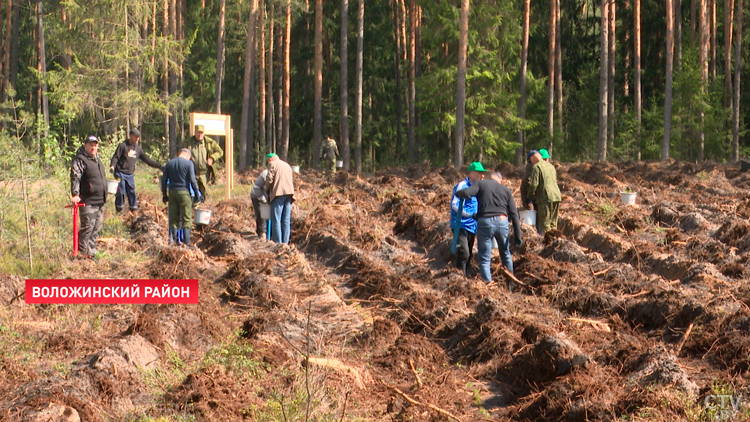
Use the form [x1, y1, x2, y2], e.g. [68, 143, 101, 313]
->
[451, 162, 485, 275]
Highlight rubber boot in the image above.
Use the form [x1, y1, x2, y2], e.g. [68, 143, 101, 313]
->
[168, 228, 175, 245]
[182, 228, 191, 246]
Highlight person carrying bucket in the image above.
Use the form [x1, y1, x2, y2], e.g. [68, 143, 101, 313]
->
[109, 128, 163, 212]
[70, 135, 108, 261]
[526, 150, 561, 234]
[265, 153, 295, 244]
[250, 168, 270, 239]
[162, 149, 202, 246]
[450, 162, 486, 276]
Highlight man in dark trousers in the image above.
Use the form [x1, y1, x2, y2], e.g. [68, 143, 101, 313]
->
[70, 135, 108, 260]
[450, 162, 486, 275]
[456, 172, 522, 283]
[110, 128, 162, 212]
[162, 149, 202, 246]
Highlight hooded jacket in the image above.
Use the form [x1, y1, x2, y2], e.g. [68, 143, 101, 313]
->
[71, 145, 108, 206]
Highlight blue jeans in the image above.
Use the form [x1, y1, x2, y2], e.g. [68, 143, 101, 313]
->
[476, 216, 513, 282]
[271, 195, 292, 244]
[115, 172, 138, 210]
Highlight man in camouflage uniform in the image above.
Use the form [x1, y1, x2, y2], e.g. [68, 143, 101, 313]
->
[526, 151, 562, 233]
[319, 135, 339, 174]
[186, 124, 223, 199]
[520, 149, 541, 234]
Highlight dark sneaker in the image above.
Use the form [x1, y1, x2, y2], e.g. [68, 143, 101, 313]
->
[129, 207, 139, 211]
[115, 207, 123, 213]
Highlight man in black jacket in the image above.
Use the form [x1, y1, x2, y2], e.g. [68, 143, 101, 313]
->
[110, 128, 162, 212]
[456, 172, 522, 283]
[71, 135, 108, 260]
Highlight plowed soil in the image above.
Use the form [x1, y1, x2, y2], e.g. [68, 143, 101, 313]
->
[3, 159, 750, 421]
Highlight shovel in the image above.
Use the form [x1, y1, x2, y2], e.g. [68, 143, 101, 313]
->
[65, 202, 85, 257]
[450, 198, 465, 254]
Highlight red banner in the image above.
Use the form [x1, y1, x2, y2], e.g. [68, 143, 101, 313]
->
[24, 279, 199, 304]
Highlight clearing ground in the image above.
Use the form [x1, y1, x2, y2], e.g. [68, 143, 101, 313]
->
[2, 159, 750, 421]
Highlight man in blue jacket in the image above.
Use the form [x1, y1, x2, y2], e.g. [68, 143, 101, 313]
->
[451, 162, 486, 275]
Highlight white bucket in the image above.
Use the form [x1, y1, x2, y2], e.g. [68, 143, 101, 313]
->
[194, 208, 212, 225]
[621, 192, 637, 206]
[259, 203, 271, 219]
[336, 160, 343, 168]
[292, 165, 300, 173]
[519, 210, 537, 226]
[107, 179, 119, 195]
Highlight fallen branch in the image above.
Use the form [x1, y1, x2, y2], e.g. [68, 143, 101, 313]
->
[409, 359, 424, 388]
[592, 267, 612, 277]
[673, 322, 694, 356]
[500, 265, 531, 289]
[565, 317, 611, 332]
[383, 382, 462, 422]
[622, 290, 651, 299]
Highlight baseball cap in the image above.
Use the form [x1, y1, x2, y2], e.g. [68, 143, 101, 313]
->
[467, 162, 487, 173]
[130, 128, 141, 137]
[85, 135, 99, 144]
[527, 149, 539, 161]
[539, 149, 550, 160]
[266, 153, 278, 160]
[195, 124, 205, 133]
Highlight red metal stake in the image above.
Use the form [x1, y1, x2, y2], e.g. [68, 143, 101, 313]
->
[65, 202, 84, 257]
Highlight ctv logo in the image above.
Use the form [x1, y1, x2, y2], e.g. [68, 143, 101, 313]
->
[705, 394, 745, 421]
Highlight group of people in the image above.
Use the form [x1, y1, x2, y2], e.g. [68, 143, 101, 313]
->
[70, 125, 224, 258]
[450, 148, 560, 283]
[250, 153, 296, 244]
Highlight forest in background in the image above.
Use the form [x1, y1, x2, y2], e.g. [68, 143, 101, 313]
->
[0, 0, 747, 172]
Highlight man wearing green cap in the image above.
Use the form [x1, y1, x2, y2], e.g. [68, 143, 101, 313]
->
[186, 124, 223, 199]
[527, 150, 561, 233]
[450, 162, 485, 275]
[538, 148, 551, 161]
[265, 153, 295, 243]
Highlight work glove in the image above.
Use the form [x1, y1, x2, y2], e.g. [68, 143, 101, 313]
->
[110, 166, 115, 174]
[159, 165, 165, 172]
[162, 195, 169, 204]
[471, 213, 478, 220]
[193, 195, 204, 205]
[515, 237, 523, 248]
[259, 195, 268, 204]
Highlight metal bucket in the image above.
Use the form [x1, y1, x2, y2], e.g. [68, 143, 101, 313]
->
[336, 160, 343, 168]
[107, 180, 119, 195]
[194, 208, 212, 225]
[621, 192, 637, 206]
[519, 210, 537, 226]
[259, 203, 271, 219]
[292, 165, 300, 173]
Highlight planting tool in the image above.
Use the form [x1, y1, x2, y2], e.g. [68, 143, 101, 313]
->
[65, 202, 84, 257]
[450, 198, 465, 254]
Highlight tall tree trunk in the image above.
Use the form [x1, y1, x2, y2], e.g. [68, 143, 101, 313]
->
[547, 0, 556, 148]
[9, 0, 18, 94]
[151, 1, 157, 82]
[607, 0, 615, 154]
[635, 0, 642, 156]
[710, 0, 716, 80]
[554, 0, 562, 155]
[259, 0, 266, 156]
[215, 0, 226, 113]
[36, 0, 49, 137]
[341, 0, 350, 171]
[267, 3, 275, 152]
[407, 0, 417, 161]
[280, 0, 291, 160]
[725, 0, 735, 106]
[732, 0, 742, 161]
[598, 0, 609, 162]
[240, 0, 258, 170]
[516, 0, 531, 166]
[276, 30, 283, 150]
[354, 0, 364, 173]
[2, 0, 12, 103]
[169, 0, 178, 154]
[624, 0, 630, 114]
[699, 0, 707, 161]
[313, 0, 323, 167]
[691, 0, 697, 39]
[663, 0, 675, 161]
[455, 0, 469, 168]
[394, 0, 403, 162]
[0, 0, 4, 103]
[675, 0, 682, 68]
[164, 0, 171, 154]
